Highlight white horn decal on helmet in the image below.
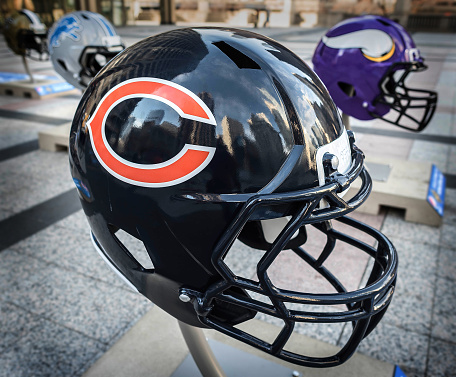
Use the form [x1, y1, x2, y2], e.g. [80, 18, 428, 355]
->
[322, 29, 395, 62]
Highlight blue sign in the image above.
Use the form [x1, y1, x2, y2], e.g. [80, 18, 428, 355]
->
[393, 365, 407, 377]
[427, 164, 446, 217]
[35, 82, 75, 95]
[0, 72, 58, 83]
[0, 72, 29, 82]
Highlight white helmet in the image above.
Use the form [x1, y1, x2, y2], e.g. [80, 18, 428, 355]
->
[48, 11, 124, 89]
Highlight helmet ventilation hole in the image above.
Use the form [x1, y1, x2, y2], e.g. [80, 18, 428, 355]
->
[113, 228, 154, 270]
[57, 59, 68, 71]
[377, 18, 391, 26]
[337, 82, 356, 97]
[213, 41, 260, 70]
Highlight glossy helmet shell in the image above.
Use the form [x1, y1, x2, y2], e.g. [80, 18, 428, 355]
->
[48, 11, 124, 89]
[70, 28, 397, 367]
[3, 9, 47, 58]
[312, 15, 437, 131]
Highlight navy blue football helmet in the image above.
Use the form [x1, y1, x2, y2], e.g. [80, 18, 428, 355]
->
[70, 28, 397, 368]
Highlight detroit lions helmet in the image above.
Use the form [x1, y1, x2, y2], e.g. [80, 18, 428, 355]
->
[3, 9, 48, 60]
[312, 15, 437, 132]
[70, 28, 397, 368]
[48, 11, 124, 90]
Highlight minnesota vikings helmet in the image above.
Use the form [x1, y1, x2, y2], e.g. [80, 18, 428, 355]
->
[70, 28, 397, 368]
[3, 9, 48, 60]
[48, 11, 124, 90]
[312, 15, 437, 132]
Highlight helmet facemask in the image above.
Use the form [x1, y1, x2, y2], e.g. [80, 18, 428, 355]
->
[79, 44, 125, 87]
[372, 61, 437, 132]
[17, 29, 49, 61]
[178, 139, 397, 368]
[70, 26, 399, 369]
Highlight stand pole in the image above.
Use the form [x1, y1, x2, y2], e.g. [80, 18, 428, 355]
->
[342, 112, 351, 130]
[22, 56, 35, 83]
[178, 321, 228, 377]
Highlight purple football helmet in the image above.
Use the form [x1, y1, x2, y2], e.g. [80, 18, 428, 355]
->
[312, 15, 437, 132]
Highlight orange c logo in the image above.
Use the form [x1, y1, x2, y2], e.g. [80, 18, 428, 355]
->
[86, 78, 216, 188]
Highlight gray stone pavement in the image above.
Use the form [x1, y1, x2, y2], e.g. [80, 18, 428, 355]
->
[0, 24, 455, 377]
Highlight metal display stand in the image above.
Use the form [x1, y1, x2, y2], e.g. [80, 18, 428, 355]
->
[178, 322, 227, 377]
[343, 113, 442, 226]
[341, 112, 351, 131]
[343, 113, 393, 181]
[22, 56, 35, 83]
[38, 122, 72, 151]
[0, 58, 78, 100]
[174, 322, 299, 377]
[80, 306, 396, 376]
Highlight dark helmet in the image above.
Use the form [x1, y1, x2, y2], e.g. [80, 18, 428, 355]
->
[70, 28, 397, 368]
[312, 15, 437, 132]
[3, 9, 48, 60]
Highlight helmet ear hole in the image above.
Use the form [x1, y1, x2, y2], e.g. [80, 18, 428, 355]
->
[338, 82, 356, 97]
[57, 59, 68, 71]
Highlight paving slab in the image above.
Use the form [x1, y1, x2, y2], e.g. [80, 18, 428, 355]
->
[83, 307, 396, 377]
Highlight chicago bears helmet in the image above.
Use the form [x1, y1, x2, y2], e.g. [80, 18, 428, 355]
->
[312, 15, 437, 132]
[48, 11, 124, 90]
[70, 28, 397, 368]
[3, 9, 48, 60]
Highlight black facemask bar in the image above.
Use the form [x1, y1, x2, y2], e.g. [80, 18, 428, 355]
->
[180, 140, 398, 368]
[79, 45, 124, 87]
[18, 30, 49, 61]
[371, 61, 437, 132]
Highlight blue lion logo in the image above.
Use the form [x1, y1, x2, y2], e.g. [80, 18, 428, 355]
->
[50, 16, 82, 48]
